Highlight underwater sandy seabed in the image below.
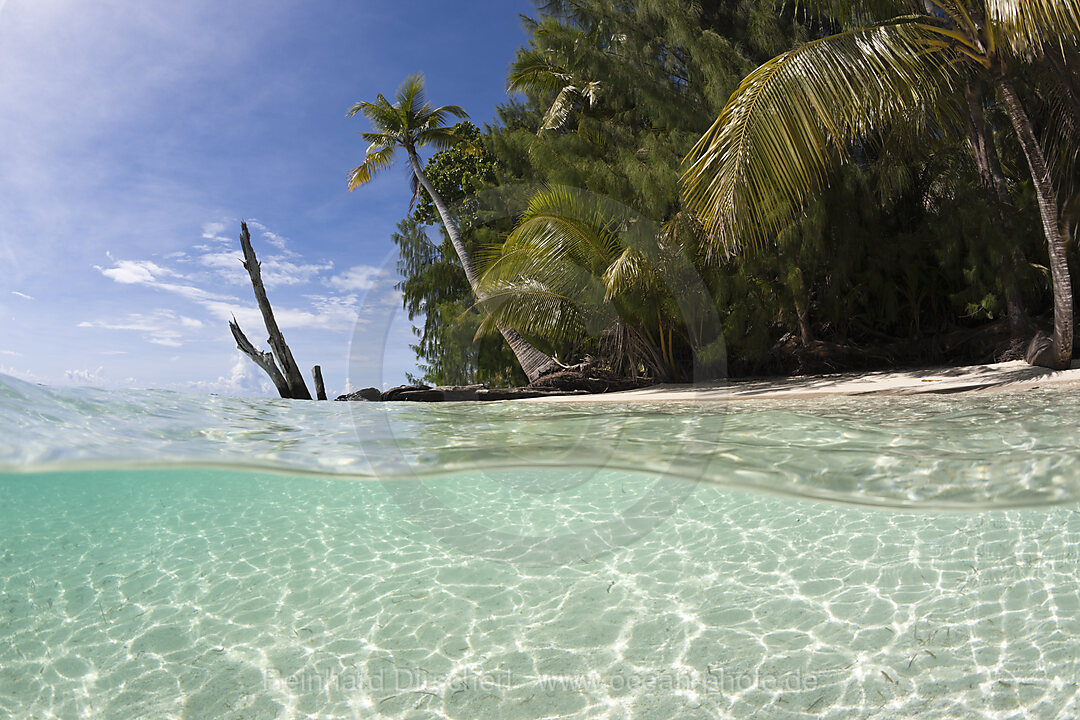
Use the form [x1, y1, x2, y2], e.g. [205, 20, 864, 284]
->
[2, 467, 1079, 719]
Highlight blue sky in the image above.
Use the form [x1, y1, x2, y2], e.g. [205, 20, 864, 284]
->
[0, 0, 535, 396]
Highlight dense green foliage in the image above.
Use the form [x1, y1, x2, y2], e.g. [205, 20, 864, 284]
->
[348, 77, 552, 384]
[682, 0, 1080, 366]
[392, 0, 1077, 384]
[392, 124, 527, 385]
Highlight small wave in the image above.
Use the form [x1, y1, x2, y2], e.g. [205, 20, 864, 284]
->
[2, 373, 1080, 512]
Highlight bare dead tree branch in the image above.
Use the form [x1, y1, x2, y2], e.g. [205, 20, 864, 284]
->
[229, 317, 291, 397]
[234, 221, 312, 399]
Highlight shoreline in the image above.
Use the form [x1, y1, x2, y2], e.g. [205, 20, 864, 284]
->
[523, 360, 1080, 403]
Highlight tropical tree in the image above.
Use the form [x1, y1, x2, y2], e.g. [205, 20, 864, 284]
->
[495, 0, 807, 221]
[347, 73, 555, 381]
[475, 186, 720, 380]
[682, 0, 1080, 368]
[391, 124, 525, 386]
[508, 46, 602, 135]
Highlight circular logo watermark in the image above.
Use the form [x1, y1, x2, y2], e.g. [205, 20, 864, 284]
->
[348, 184, 727, 566]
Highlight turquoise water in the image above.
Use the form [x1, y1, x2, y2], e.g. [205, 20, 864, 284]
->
[2, 375, 1080, 718]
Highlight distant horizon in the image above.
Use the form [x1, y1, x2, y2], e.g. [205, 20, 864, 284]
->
[0, 0, 535, 396]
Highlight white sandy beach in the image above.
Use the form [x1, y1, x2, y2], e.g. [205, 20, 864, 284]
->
[527, 359, 1080, 402]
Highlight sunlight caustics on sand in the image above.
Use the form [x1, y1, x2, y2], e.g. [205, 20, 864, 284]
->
[2, 375, 1080, 718]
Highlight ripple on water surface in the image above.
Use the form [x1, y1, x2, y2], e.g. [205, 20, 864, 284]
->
[3, 374, 1080, 509]
[2, 376, 1080, 718]
[2, 467, 1080, 719]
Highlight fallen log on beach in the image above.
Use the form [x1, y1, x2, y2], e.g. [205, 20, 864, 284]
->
[335, 384, 592, 402]
[335, 371, 656, 403]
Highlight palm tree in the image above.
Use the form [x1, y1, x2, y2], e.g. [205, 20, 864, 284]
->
[475, 186, 717, 380]
[682, 0, 1080, 369]
[347, 73, 554, 382]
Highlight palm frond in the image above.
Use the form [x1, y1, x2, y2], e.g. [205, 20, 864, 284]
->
[513, 186, 624, 265]
[682, 19, 961, 256]
[987, 0, 1080, 59]
[602, 247, 653, 301]
[508, 50, 570, 94]
[415, 127, 467, 151]
[475, 187, 634, 340]
[348, 96, 403, 133]
[1022, 44, 1080, 215]
[395, 73, 428, 115]
[425, 104, 470, 129]
[539, 85, 580, 133]
[347, 145, 396, 190]
[482, 236, 609, 308]
[409, 172, 421, 211]
[472, 283, 599, 343]
[345, 99, 378, 119]
[348, 75, 474, 193]
[359, 131, 397, 147]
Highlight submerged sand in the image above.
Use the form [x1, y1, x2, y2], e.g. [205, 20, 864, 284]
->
[525, 360, 1080, 403]
[5, 467, 1080, 719]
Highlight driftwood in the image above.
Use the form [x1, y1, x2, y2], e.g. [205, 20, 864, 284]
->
[334, 368, 655, 402]
[334, 384, 594, 402]
[229, 318, 290, 396]
[230, 221, 313, 400]
[312, 365, 327, 401]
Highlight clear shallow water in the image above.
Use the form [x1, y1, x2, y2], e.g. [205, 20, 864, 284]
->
[2, 374, 1080, 718]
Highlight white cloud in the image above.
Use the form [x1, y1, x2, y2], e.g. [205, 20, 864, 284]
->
[202, 221, 228, 239]
[96, 259, 174, 284]
[64, 366, 105, 385]
[194, 248, 333, 288]
[91, 259, 363, 333]
[180, 352, 274, 396]
[196, 250, 247, 283]
[247, 219, 293, 253]
[183, 219, 336, 290]
[261, 258, 334, 288]
[0, 350, 22, 356]
[327, 265, 384, 292]
[0, 365, 46, 384]
[305, 294, 361, 329]
[223, 352, 274, 395]
[84, 217, 384, 393]
[199, 296, 359, 332]
[93, 259, 239, 305]
[10, 290, 34, 300]
[78, 310, 203, 347]
[265, 234, 288, 250]
[93, 217, 365, 335]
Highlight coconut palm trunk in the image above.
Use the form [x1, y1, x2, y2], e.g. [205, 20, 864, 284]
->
[997, 77, 1074, 369]
[965, 82, 1030, 341]
[348, 74, 556, 384]
[405, 148, 554, 382]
